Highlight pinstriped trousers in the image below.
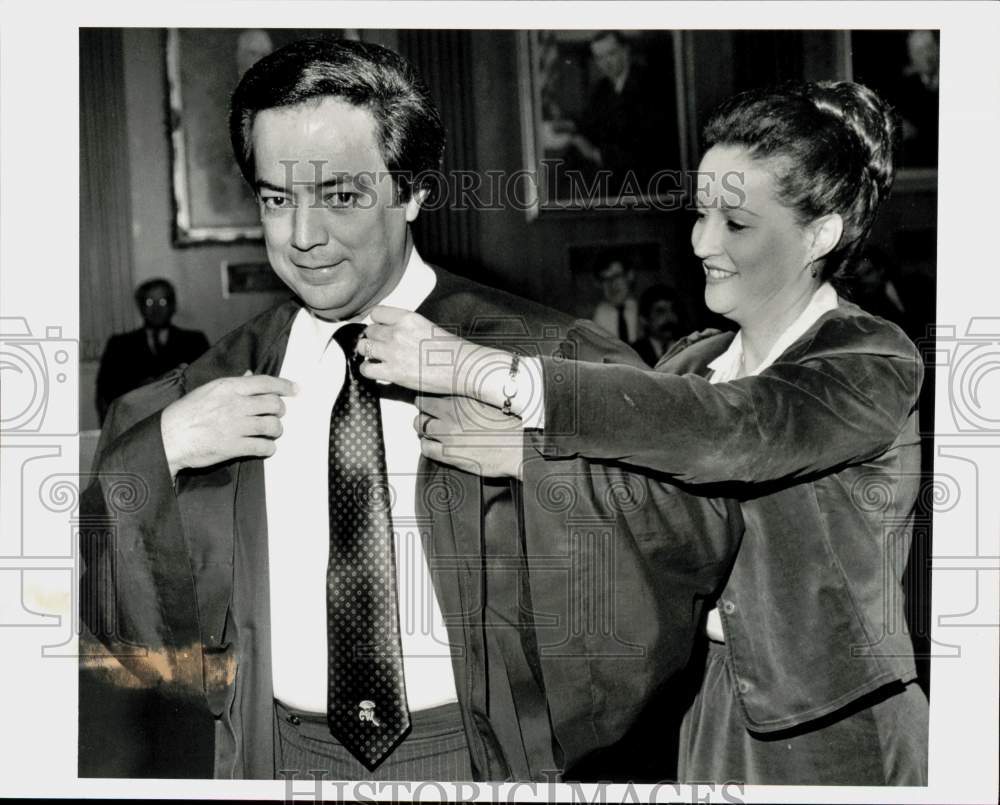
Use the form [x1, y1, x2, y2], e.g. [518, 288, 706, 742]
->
[274, 700, 474, 781]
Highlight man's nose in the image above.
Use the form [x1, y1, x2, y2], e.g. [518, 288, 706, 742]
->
[291, 202, 329, 251]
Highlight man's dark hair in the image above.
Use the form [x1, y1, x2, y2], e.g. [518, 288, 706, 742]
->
[593, 252, 633, 279]
[134, 278, 175, 308]
[230, 37, 445, 202]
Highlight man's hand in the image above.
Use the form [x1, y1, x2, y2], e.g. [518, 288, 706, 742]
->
[160, 371, 297, 479]
[414, 394, 524, 480]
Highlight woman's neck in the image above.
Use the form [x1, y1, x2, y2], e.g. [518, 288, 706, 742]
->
[738, 283, 820, 375]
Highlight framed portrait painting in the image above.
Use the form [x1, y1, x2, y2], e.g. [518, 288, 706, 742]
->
[518, 30, 691, 219]
[166, 28, 354, 244]
[847, 29, 939, 187]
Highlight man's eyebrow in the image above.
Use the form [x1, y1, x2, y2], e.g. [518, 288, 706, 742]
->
[255, 179, 290, 194]
[318, 175, 355, 189]
[255, 176, 356, 193]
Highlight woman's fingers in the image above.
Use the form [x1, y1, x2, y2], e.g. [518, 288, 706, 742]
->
[415, 394, 450, 418]
[367, 305, 410, 326]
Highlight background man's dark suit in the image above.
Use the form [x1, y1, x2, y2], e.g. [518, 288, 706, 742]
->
[81, 267, 740, 780]
[96, 325, 210, 424]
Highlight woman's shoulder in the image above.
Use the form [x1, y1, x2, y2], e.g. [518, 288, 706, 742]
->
[792, 301, 921, 364]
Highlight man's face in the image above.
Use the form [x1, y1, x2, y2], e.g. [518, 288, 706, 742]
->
[236, 29, 274, 76]
[598, 260, 633, 307]
[139, 285, 175, 329]
[590, 35, 629, 83]
[252, 97, 421, 321]
[646, 299, 678, 340]
[907, 31, 939, 77]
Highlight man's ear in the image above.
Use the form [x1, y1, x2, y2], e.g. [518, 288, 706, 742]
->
[404, 187, 428, 223]
[807, 213, 844, 262]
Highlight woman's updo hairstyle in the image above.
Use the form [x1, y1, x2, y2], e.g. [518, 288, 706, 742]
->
[702, 81, 899, 289]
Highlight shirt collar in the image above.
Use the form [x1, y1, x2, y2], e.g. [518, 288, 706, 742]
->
[707, 282, 839, 382]
[299, 245, 437, 346]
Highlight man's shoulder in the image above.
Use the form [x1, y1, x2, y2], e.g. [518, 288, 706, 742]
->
[101, 368, 186, 439]
[422, 266, 572, 338]
[657, 329, 734, 374]
[183, 298, 300, 389]
[105, 327, 144, 348]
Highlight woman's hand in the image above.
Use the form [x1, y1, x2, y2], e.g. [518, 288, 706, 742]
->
[414, 394, 525, 480]
[359, 306, 511, 407]
[358, 306, 466, 394]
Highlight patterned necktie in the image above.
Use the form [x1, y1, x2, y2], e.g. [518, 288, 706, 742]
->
[617, 305, 629, 343]
[326, 323, 410, 770]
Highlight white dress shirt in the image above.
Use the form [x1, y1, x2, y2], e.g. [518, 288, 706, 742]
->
[266, 248, 459, 713]
[703, 282, 839, 640]
[706, 282, 840, 383]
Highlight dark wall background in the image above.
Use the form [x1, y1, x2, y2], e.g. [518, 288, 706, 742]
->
[80, 27, 938, 779]
[80, 28, 938, 431]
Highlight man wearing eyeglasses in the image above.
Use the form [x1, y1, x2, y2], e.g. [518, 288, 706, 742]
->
[95, 278, 209, 424]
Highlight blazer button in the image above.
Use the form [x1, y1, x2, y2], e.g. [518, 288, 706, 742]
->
[722, 600, 736, 615]
[737, 678, 751, 694]
[287, 714, 301, 726]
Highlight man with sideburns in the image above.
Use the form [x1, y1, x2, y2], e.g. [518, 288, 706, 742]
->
[82, 37, 739, 782]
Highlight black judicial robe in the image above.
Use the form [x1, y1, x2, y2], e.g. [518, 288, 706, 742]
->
[80, 267, 740, 779]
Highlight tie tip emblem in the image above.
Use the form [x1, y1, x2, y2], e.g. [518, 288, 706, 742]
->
[358, 699, 381, 727]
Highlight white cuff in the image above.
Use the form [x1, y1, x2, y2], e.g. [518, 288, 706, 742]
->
[511, 356, 545, 429]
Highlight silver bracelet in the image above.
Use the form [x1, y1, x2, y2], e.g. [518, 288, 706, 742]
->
[500, 353, 520, 416]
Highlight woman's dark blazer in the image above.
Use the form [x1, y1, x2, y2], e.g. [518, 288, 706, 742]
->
[528, 302, 924, 732]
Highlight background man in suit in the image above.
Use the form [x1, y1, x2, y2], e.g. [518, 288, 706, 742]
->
[631, 283, 680, 366]
[591, 255, 639, 343]
[95, 278, 209, 424]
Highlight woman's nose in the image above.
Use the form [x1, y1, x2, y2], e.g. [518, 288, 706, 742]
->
[691, 216, 721, 259]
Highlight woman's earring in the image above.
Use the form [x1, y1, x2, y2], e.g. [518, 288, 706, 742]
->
[809, 262, 818, 279]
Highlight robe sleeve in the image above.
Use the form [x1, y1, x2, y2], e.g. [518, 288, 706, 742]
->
[80, 369, 205, 698]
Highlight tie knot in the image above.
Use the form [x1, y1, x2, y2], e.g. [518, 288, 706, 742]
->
[333, 322, 367, 365]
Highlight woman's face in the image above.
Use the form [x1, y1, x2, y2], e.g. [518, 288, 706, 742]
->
[691, 145, 816, 329]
